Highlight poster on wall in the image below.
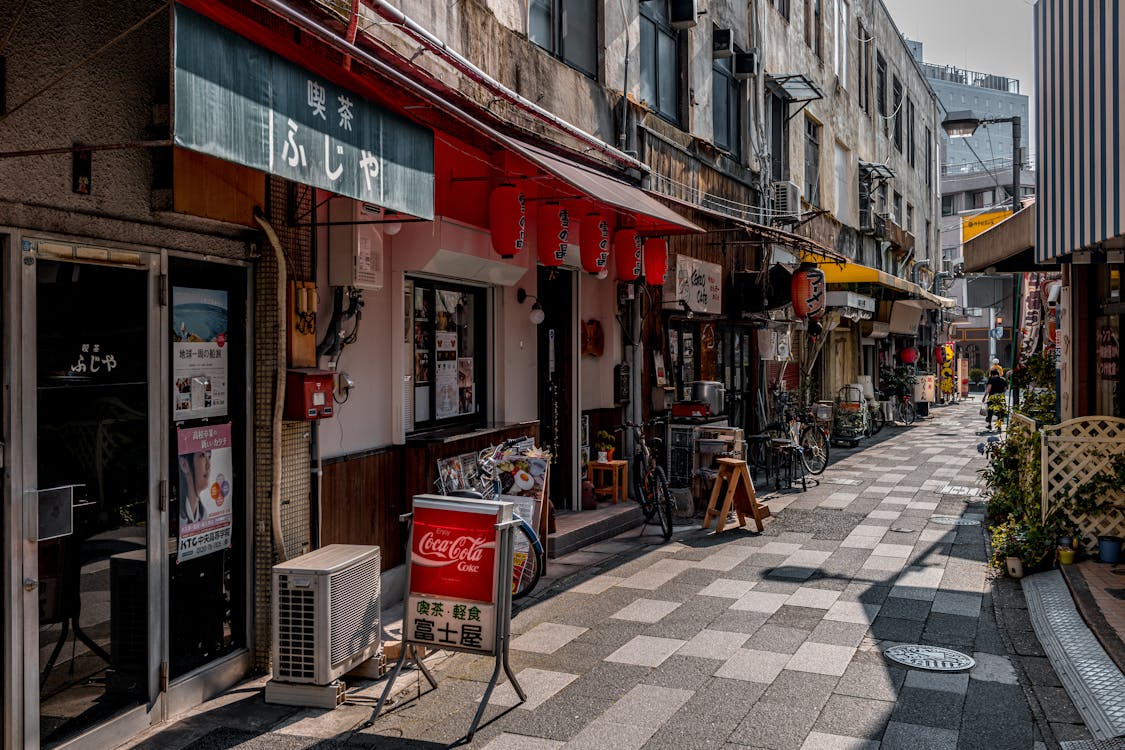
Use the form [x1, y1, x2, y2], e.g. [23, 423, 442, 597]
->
[436, 360, 458, 419]
[457, 358, 475, 415]
[177, 422, 234, 562]
[172, 287, 229, 421]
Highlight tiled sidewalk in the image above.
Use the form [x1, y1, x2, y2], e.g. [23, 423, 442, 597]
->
[353, 407, 1051, 749]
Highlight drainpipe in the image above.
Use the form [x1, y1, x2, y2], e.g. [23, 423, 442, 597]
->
[911, 260, 931, 287]
[617, 0, 631, 153]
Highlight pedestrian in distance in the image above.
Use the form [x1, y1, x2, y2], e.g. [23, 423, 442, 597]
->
[989, 358, 1004, 377]
[981, 369, 1009, 431]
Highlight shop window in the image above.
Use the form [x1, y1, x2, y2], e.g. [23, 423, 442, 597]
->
[409, 279, 486, 431]
[804, 116, 821, 206]
[639, 0, 682, 124]
[712, 53, 742, 158]
[529, 0, 598, 78]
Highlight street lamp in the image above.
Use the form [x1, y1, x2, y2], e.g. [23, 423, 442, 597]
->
[941, 110, 1022, 214]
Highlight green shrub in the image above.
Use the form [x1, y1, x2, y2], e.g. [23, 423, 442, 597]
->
[969, 367, 985, 384]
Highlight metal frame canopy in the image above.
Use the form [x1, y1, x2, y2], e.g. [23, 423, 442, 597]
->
[801, 252, 955, 309]
[859, 160, 895, 182]
[767, 73, 825, 122]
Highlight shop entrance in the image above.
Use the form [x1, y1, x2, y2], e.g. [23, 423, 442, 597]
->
[10, 246, 250, 749]
[537, 267, 575, 509]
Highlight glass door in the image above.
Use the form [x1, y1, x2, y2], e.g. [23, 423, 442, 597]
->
[25, 256, 159, 748]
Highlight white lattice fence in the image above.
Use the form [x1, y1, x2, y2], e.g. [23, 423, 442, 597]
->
[1041, 416, 1125, 546]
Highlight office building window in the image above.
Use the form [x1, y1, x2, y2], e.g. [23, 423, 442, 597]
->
[804, 117, 821, 206]
[639, 0, 681, 124]
[712, 54, 742, 158]
[529, 0, 598, 77]
[892, 76, 902, 151]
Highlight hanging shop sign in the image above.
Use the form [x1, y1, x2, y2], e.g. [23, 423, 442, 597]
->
[1019, 272, 1044, 364]
[580, 212, 612, 274]
[172, 287, 230, 421]
[791, 263, 826, 320]
[173, 6, 434, 218]
[490, 184, 526, 258]
[938, 343, 955, 395]
[177, 422, 235, 562]
[614, 230, 643, 281]
[670, 255, 722, 315]
[538, 203, 570, 267]
[644, 238, 669, 285]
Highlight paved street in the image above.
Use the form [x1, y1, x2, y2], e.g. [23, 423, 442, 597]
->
[128, 403, 1088, 750]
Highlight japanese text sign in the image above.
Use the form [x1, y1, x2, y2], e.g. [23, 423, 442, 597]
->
[173, 6, 434, 218]
[176, 422, 235, 562]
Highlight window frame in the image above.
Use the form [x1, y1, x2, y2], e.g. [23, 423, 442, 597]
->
[875, 53, 887, 135]
[804, 116, 821, 206]
[906, 95, 916, 167]
[892, 75, 903, 151]
[528, 0, 599, 78]
[407, 277, 488, 433]
[712, 49, 743, 159]
[639, 0, 683, 125]
[771, 0, 791, 21]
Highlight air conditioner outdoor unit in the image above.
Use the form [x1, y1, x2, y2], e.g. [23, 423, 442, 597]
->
[712, 28, 733, 58]
[328, 200, 385, 291]
[272, 544, 382, 686]
[669, 0, 697, 29]
[732, 49, 760, 79]
[771, 181, 802, 223]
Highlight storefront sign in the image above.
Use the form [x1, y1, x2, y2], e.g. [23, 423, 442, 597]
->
[672, 255, 722, 314]
[173, 6, 434, 217]
[962, 210, 1010, 243]
[405, 496, 512, 655]
[173, 287, 229, 420]
[177, 422, 234, 562]
[1019, 273, 1044, 363]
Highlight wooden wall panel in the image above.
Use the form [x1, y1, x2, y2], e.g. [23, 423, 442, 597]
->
[321, 446, 406, 570]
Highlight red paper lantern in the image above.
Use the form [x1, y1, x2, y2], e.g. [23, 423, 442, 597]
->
[614, 230, 643, 281]
[900, 347, 919, 364]
[489, 184, 526, 259]
[580, 212, 611, 275]
[537, 202, 571, 267]
[643, 237, 668, 285]
[790, 263, 826, 320]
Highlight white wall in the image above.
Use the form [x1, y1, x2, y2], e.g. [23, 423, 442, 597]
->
[578, 273, 623, 410]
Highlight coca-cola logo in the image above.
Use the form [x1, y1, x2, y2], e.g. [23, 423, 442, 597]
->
[413, 528, 496, 575]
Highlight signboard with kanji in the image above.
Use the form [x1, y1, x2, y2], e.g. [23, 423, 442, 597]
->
[404, 495, 513, 655]
[173, 6, 434, 218]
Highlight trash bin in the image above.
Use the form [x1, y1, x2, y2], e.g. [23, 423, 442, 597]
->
[1098, 536, 1122, 564]
[915, 400, 930, 418]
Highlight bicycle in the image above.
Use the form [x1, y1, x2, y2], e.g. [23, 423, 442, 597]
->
[891, 391, 916, 425]
[617, 420, 674, 541]
[757, 391, 830, 479]
[867, 392, 886, 436]
[435, 438, 544, 600]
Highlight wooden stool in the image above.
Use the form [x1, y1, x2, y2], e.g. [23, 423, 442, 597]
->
[589, 460, 628, 504]
[702, 458, 770, 534]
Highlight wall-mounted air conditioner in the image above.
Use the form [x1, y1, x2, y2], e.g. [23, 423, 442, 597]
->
[713, 29, 733, 58]
[271, 544, 382, 686]
[329, 199, 385, 291]
[733, 49, 760, 79]
[771, 181, 802, 223]
[669, 0, 697, 29]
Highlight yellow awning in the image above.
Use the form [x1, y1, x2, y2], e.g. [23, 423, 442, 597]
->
[804, 255, 955, 309]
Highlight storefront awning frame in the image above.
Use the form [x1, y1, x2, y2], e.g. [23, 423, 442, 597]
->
[801, 253, 955, 309]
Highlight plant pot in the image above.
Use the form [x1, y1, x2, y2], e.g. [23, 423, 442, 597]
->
[1098, 536, 1122, 564]
[606, 447, 615, 462]
[597, 451, 608, 463]
[1006, 556, 1024, 579]
[1058, 548, 1076, 565]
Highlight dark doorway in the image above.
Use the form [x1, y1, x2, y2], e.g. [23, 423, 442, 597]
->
[536, 267, 574, 509]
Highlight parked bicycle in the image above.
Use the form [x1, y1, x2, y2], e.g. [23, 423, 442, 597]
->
[867, 391, 887, 436]
[891, 391, 916, 425]
[434, 437, 544, 600]
[750, 391, 829, 489]
[617, 419, 674, 541]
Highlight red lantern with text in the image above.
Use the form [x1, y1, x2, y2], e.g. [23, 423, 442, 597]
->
[580, 212, 611, 275]
[614, 230, 643, 281]
[537, 202, 570, 267]
[489, 184, 526, 259]
[900, 347, 919, 365]
[643, 238, 668, 285]
[790, 263, 826, 320]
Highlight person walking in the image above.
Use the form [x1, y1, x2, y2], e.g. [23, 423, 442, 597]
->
[989, 358, 1004, 377]
[981, 368, 1009, 431]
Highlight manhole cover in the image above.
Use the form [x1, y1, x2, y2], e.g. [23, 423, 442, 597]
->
[931, 516, 981, 526]
[884, 644, 976, 672]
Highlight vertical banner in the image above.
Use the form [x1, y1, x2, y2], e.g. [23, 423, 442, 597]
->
[1058, 287, 1072, 420]
[1018, 273, 1043, 365]
[177, 422, 234, 562]
[172, 287, 229, 421]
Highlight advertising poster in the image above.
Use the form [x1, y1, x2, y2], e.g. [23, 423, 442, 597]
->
[177, 422, 234, 562]
[458, 358, 475, 415]
[435, 360, 458, 419]
[172, 287, 229, 421]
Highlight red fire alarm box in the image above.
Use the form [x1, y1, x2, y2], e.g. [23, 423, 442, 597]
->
[285, 369, 335, 420]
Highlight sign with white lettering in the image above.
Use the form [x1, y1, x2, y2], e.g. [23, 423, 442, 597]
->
[176, 423, 234, 562]
[670, 255, 722, 315]
[173, 6, 434, 217]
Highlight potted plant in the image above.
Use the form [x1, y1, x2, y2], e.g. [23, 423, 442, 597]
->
[969, 367, 985, 390]
[595, 430, 616, 463]
[990, 515, 1052, 578]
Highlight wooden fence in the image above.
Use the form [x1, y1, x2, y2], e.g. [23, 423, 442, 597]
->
[1041, 416, 1125, 546]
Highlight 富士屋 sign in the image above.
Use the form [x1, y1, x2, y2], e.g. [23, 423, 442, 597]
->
[173, 6, 434, 218]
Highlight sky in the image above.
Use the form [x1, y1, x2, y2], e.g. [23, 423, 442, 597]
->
[881, 0, 1037, 146]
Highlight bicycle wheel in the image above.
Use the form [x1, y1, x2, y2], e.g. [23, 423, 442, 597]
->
[633, 456, 657, 521]
[799, 426, 829, 475]
[900, 400, 916, 425]
[653, 466, 674, 542]
[511, 521, 543, 600]
[869, 404, 885, 435]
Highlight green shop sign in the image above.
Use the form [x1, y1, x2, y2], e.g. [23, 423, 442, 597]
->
[173, 6, 434, 218]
